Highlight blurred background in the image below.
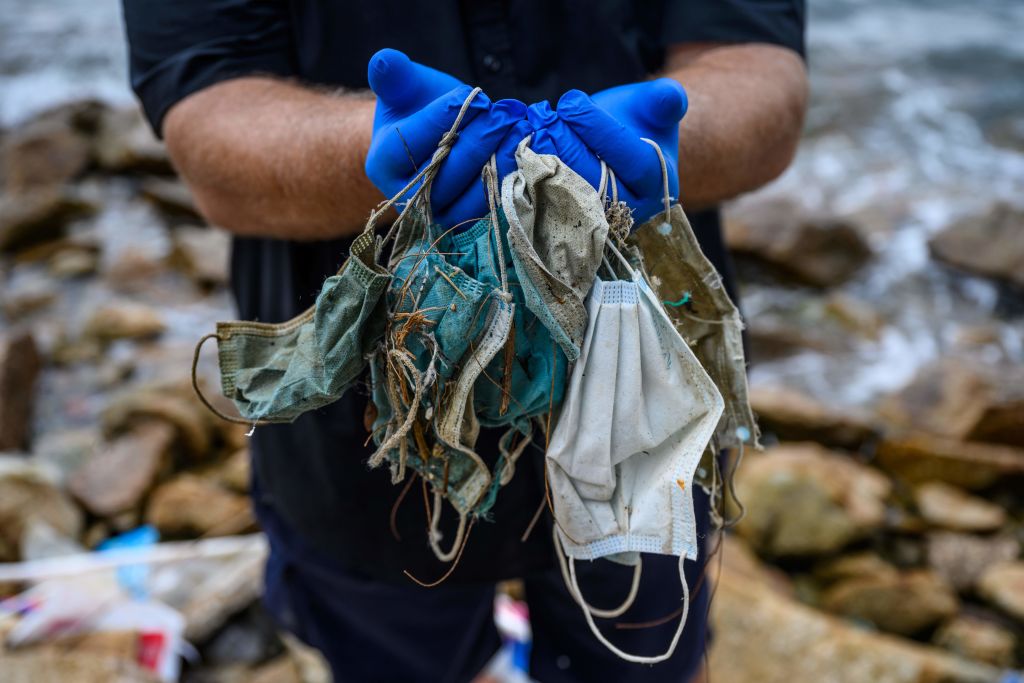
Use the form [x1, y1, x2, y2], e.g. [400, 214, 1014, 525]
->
[0, 1, 1021, 681]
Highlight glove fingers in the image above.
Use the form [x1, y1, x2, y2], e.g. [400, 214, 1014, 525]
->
[527, 102, 603, 190]
[368, 48, 467, 126]
[429, 99, 527, 209]
[557, 89, 664, 193]
[367, 86, 489, 188]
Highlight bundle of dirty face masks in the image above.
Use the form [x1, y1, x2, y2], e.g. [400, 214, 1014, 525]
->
[192, 89, 758, 663]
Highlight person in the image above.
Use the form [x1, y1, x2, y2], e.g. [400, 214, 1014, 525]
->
[122, 2, 807, 682]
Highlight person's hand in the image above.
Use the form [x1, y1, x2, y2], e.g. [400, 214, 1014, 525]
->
[365, 48, 529, 228]
[556, 78, 687, 224]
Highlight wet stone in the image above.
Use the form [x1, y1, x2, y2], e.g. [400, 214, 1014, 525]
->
[734, 443, 891, 557]
[0, 331, 42, 452]
[933, 615, 1018, 668]
[0, 456, 83, 562]
[977, 562, 1024, 623]
[68, 421, 175, 518]
[926, 532, 1020, 592]
[0, 187, 97, 253]
[929, 202, 1024, 289]
[820, 570, 960, 636]
[146, 474, 255, 538]
[82, 301, 166, 341]
[913, 481, 1006, 532]
[751, 384, 878, 449]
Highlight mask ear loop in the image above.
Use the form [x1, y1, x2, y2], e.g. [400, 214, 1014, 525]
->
[429, 489, 468, 562]
[563, 535, 691, 664]
[364, 87, 485, 257]
[191, 333, 288, 428]
[639, 137, 672, 221]
[553, 527, 641, 619]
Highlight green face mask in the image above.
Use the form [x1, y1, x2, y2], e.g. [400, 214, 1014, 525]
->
[501, 140, 610, 362]
[195, 231, 390, 424]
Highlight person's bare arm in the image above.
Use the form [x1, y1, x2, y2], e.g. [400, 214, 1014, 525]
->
[163, 77, 383, 240]
[664, 43, 808, 210]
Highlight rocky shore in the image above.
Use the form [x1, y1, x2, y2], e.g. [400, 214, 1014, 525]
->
[0, 99, 1022, 681]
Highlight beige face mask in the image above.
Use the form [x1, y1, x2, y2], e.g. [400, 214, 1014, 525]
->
[501, 139, 610, 362]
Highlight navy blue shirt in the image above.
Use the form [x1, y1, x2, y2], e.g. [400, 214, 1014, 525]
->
[123, 0, 805, 582]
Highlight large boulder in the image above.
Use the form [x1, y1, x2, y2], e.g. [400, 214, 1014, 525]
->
[734, 443, 891, 557]
[0, 100, 103, 191]
[0, 457, 83, 562]
[146, 474, 254, 538]
[709, 552, 1000, 683]
[977, 562, 1024, 623]
[933, 616, 1018, 668]
[913, 482, 1006, 532]
[876, 432, 1024, 490]
[92, 106, 171, 174]
[926, 532, 1020, 592]
[879, 358, 1024, 448]
[101, 385, 214, 462]
[820, 570, 960, 636]
[170, 225, 229, 288]
[0, 188, 96, 253]
[929, 203, 1024, 289]
[68, 422, 175, 518]
[750, 385, 879, 449]
[82, 301, 166, 342]
[724, 197, 873, 288]
[0, 332, 42, 451]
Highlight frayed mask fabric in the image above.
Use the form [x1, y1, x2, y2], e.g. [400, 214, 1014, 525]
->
[501, 140, 609, 362]
[545, 244, 724, 664]
[210, 230, 390, 424]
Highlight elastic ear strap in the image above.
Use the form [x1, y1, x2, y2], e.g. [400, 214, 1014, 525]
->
[553, 527, 641, 619]
[191, 333, 277, 427]
[569, 551, 690, 664]
[640, 137, 672, 219]
[369, 86, 485, 245]
[604, 238, 636, 278]
[429, 489, 468, 563]
[482, 156, 510, 295]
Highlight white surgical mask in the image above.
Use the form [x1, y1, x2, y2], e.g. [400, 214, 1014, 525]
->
[545, 242, 724, 663]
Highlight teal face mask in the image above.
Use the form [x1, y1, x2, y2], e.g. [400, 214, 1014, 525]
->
[195, 231, 390, 424]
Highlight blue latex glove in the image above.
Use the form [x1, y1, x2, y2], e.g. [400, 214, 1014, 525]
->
[366, 48, 529, 228]
[556, 78, 687, 224]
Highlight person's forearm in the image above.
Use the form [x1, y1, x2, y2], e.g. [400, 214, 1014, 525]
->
[163, 77, 382, 240]
[663, 43, 808, 210]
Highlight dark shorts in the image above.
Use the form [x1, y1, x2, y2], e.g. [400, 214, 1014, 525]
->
[255, 482, 713, 683]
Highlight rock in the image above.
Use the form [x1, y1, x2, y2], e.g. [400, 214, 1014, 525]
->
[68, 421, 175, 518]
[92, 106, 171, 174]
[747, 319, 837, 364]
[0, 649, 159, 683]
[102, 386, 214, 461]
[934, 616, 1017, 668]
[926, 532, 1020, 592]
[32, 427, 101, 485]
[734, 443, 892, 557]
[82, 301, 166, 341]
[0, 457, 83, 562]
[146, 474, 254, 538]
[751, 385, 878, 449]
[48, 246, 100, 278]
[820, 570, 960, 636]
[977, 562, 1024, 623]
[199, 603, 283, 666]
[824, 292, 886, 340]
[876, 432, 1024, 490]
[176, 541, 266, 643]
[709, 557, 1000, 683]
[724, 197, 873, 287]
[0, 114, 93, 190]
[1, 270, 59, 318]
[216, 448, 251, 494]
[929, 203, 1024, 288]
[0, 187, 96, 253]
[102, 246, 171, 291]
[0, 332, 42, 451]
[815, 552, 899, 584]
[879, 358, 1024, 448]
[913, 482, 1006, 532]
[170, 225, 229, 288]
[139, 177, 200, 222]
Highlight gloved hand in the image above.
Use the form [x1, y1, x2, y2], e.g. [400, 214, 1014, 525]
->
[556, 78, 687, 224]
[366, 48, 530, 228]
